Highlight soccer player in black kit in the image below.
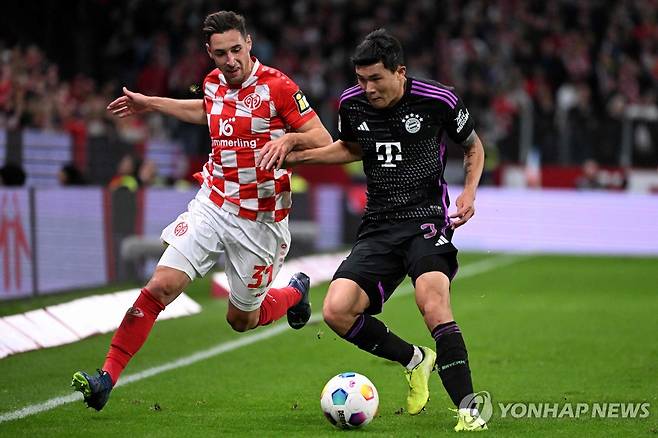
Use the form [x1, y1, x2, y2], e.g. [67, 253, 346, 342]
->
[258, 29, 487, 431]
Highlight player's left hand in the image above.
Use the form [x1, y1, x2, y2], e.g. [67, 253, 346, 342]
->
[449, 191, 476, 229]
[257, 135, 294, 170]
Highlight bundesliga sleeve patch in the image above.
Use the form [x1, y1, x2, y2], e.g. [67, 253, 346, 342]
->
[293, 90, 311, 115]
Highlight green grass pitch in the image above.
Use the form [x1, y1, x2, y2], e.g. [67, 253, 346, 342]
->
[0, 253, 656, 437]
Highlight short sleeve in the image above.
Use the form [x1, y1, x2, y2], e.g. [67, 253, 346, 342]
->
[443, 94, 475, 144]
[272, 74, 316, 130]
[338, 101, 357, 142]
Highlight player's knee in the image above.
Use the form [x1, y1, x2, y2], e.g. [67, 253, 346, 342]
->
[226, 317, 250, 332]
[228, 321, 251, 333]
[145, 279, 176, 305]
[418, 290, 451, 316]
[322, 296, 341, 323]
[145, 268, 188, 305]
[421, 299, 452, 319]
[323, 281, 368, 333]
[322, 301, 353, 334]
[226, 314, 252, 332]
[322, 303, 338, 327]
[415, 274, 451, 316]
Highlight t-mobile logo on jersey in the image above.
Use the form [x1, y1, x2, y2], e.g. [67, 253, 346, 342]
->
[376, 142, 402, 167]
[219, 117, 236, 136]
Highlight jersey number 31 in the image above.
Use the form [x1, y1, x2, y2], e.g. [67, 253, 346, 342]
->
[248, 265, 274, 288]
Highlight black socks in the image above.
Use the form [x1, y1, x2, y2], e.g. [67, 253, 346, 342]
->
[342, 316, 475, 408]
[432, 321, 474, 406]
[343, 314, 414, 366]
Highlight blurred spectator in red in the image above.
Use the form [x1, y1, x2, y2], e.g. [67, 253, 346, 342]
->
[168, 37, 209, 97]
[136, 33, 170, 97]
[2, 0, 657, 176]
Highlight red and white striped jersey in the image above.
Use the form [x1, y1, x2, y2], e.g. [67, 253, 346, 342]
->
[194, 58, 316, 222]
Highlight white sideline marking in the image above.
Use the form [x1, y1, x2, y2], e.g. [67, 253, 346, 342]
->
[0, 254, 525, 423]
[0, 292, 202, 359]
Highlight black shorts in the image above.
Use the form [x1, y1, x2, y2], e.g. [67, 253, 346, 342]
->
[333, 218, 458, 315]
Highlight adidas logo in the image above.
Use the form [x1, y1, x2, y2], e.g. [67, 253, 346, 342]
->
[435, 235, 449, 246]
[357, 121, 369, 131]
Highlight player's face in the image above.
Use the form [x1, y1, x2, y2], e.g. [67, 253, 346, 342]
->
[355, 62, 406, 109]
[206, 30, 253, 85]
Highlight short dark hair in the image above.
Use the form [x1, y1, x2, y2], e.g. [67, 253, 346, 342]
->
[351, 29, 404, 72]
[203, 11, 247, 42]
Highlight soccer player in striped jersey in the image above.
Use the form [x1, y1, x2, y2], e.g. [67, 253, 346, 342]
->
[267, 29, 488, 431]
[71, 11, 332, 411]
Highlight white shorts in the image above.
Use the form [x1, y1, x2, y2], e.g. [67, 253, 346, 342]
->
[159, 192, 291, 312]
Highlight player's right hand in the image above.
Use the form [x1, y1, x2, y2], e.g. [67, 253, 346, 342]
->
[106, 87, 152, 117]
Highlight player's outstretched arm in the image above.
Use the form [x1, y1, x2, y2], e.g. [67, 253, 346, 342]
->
[257, 115, 332, 170]
[450, 131, 485, 229]
[106, 87, 207, 125]
[284, 140, 362, 166]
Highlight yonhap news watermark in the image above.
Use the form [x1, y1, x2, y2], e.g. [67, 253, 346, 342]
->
[498, 401, 651, 419]
[460, 392, 651, 423]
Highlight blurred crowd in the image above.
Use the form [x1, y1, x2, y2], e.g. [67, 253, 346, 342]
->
[1, 0, 657, 187]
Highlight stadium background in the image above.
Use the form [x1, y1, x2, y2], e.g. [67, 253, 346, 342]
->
[0, 1, 657, 436]
[2, 0, 658, 297]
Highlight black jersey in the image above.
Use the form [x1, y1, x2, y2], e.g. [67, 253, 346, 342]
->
[338, 77, 475, 226]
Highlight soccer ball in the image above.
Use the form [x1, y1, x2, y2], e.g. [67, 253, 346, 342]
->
[320, 372, 379, 429]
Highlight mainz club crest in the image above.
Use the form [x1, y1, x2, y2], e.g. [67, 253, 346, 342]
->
[174, 222, 188, 236]
[243, 92, 262, 110]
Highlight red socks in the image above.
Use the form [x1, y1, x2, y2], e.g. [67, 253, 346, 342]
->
[257, 286, 302, 326]
[102, 286, 299, 383]
[103, 288, 165, 385]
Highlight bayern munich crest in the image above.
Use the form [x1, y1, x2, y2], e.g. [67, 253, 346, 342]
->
[243, 92, 262, 110]
[403, 113, 423, 133]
